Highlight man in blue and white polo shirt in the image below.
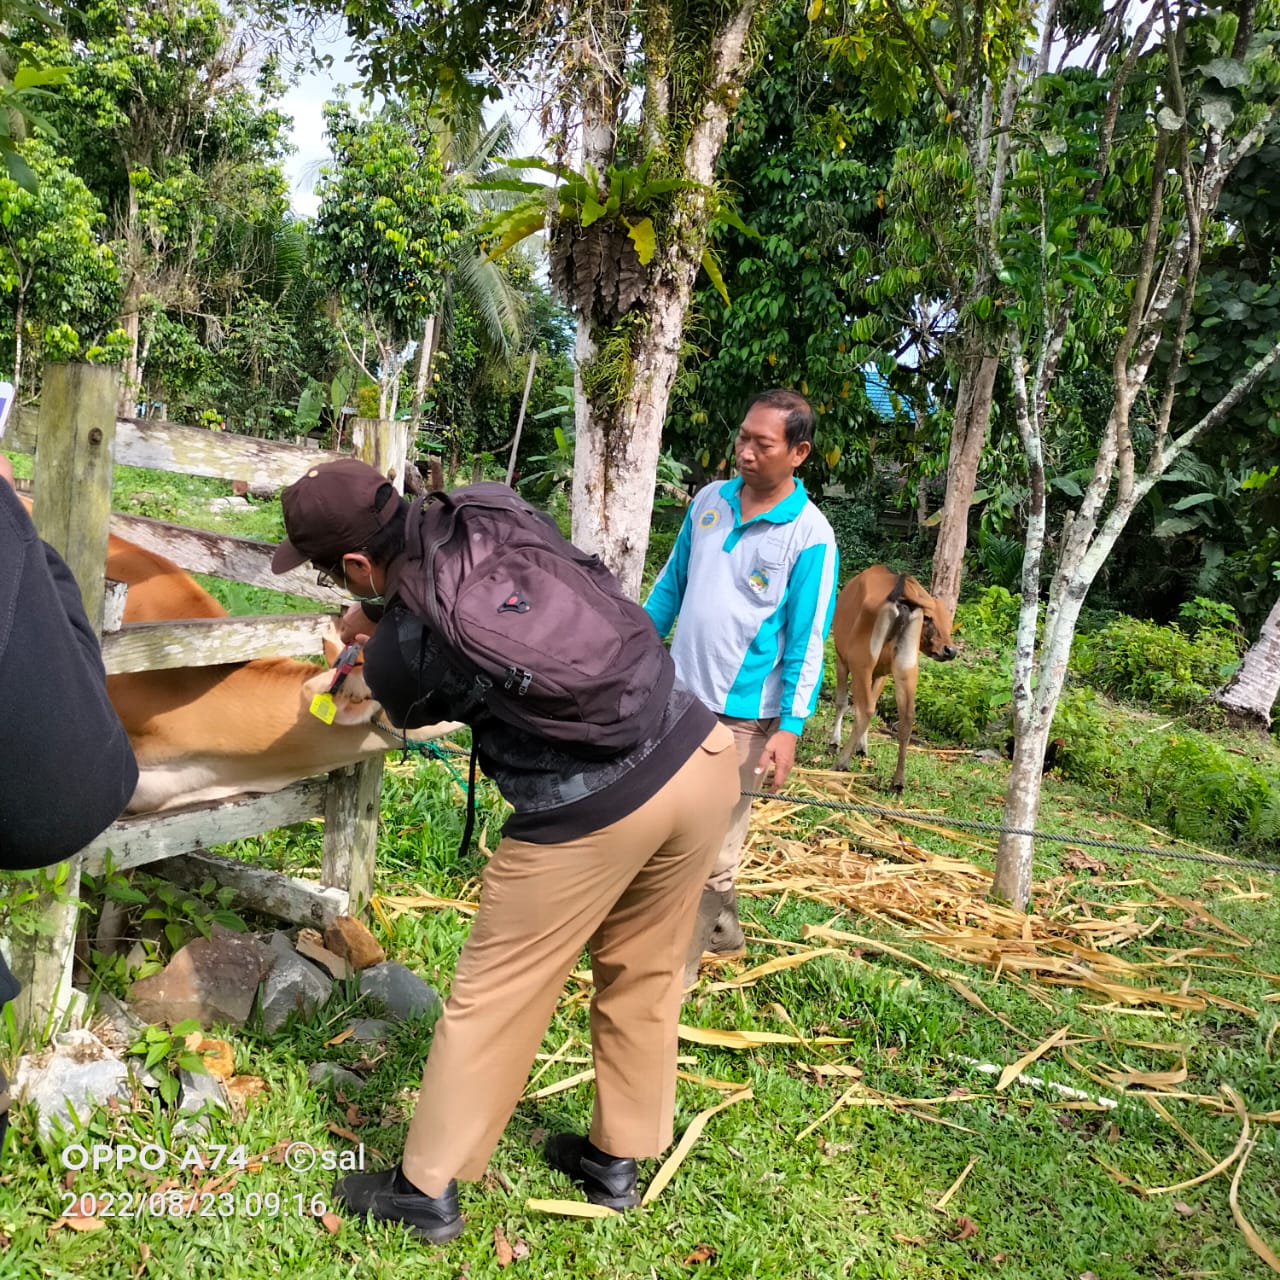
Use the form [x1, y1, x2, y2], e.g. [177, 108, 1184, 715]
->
[646, 389, 839, 986]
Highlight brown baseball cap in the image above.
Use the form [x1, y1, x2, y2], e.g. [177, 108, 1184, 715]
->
[271, 458, 404, 573]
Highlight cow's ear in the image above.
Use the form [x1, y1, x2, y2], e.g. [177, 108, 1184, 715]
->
[900, 576, 934, 611]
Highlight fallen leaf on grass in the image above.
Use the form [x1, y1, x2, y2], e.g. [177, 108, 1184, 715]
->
[494, 1224, 514, 1267]
[949, 1216, 980, 1241]
[196, 1038, 235, 1080]
[1174, 1201, 1197, 1217]
[318, 1212, 342, 1234]
[677, 1025, 851, 1050]
[49, 1216, 107, 1233]
[325, 1027, 355, 1047]
[523, 1068, 595, 1100]
[704, 948, 846, 990]
[683, 1244, 717, 1265]
[525, 1198, 618, 1218]
[511, 1238, 530, 1261]
[132, 1241, 151, 1279]
[224, 1075, 267, 1113]
[326, 1122, 362, 1145]
[996, 1026, 1069, 1092]
[642, 1090, 754, 1205]
[1080, 1272, 1100, 1280]
[1063, 850, 1108, 874]
[892, 1233, 925, 1245]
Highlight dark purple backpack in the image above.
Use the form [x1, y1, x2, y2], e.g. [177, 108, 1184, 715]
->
[393, 483, 674, 755]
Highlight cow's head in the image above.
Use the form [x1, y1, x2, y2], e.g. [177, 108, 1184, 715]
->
[902, 579, 958, 662]
[304, 618, 383, 725]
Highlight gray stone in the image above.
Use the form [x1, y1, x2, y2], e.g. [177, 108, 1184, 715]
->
[91, 990, 146, 1048]
[12, 1031, 132, 1138]
[358, 962, 441, 1021]
[173, 1068, 227, 1138]
[349, 1018, 388, 1043]
[307, 1062, 366, 1093]
[259, 941, 333, 1032]
[129, 934, 265, 1028]
[179, 1067, 227, 1114]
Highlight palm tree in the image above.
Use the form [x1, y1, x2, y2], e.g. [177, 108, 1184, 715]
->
[408, 106, 528, 437]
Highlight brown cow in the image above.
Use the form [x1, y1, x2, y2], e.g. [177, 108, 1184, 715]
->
[828, 565, 957, 791]
[100, 527, 456, 813]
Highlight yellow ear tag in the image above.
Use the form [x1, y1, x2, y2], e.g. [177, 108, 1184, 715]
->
[309, 692, 338, 724]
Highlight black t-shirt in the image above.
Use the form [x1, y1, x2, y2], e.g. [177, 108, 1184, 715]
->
[363, 601, 715, 844]
[0, 484, 138, 1006]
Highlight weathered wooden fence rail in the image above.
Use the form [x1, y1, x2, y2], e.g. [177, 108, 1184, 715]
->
[5, 364, 409, 1034]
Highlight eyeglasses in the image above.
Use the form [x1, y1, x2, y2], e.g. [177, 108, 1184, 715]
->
[314, 563, 348, 593]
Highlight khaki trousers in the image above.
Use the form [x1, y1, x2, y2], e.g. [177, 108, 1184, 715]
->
[704, 715, 777, 893]
[401, 724, 738, 1195]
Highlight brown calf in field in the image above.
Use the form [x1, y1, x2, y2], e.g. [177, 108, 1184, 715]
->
[828, 565, 957, 791]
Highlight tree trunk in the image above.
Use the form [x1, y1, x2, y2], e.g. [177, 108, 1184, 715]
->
[119, 273, 142, 417]
[1213, 590, 1280, 729]
[118, 176, 144, 416]
[409, 314, 438, 432]
[930, 348, 1000, 614]
[993, 712, 1053, 905]
[572, 271, 693, 597]
[12, 290, 24, 401]
[569, 0, 761, 597]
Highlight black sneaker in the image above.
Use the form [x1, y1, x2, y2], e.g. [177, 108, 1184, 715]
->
[332, 1165, 464, 1242]
[544, 1133, 640, 1210]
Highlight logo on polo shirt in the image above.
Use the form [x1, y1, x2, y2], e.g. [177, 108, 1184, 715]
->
[747, 567, 770, 594]
[698, 508, 720, 529]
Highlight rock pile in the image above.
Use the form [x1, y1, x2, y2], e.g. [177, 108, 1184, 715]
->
[11, 915, 441, 1137]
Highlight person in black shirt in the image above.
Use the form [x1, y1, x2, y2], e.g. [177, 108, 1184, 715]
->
[272, 459, 737, 1243]
[0, 454, 139, 1156]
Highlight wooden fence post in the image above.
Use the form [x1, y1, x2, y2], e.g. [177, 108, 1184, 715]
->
[12, 363, 119, 1032]
[320, 416, 409, 914]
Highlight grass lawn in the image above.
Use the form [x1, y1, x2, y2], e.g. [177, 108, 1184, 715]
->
[2, 735, 1277, 1280]
[1, 460, 1277, 1278]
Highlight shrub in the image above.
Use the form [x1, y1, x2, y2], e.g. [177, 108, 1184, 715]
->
[821, 498, 931, 582]
[1070, 615, 1240, 711]
[1048, 688, 1125, 788]
[913, 655, 1011, 745]
[1177, 596, 1246, 650]
[954, 585, 1023, 652]
[1146, 735, 1280, 846]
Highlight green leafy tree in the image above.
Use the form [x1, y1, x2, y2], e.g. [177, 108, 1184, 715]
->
[667, 0, 935, 494]
[842, 1, 1280, 905]
[312, 100, 470, 421]
[0, 137, 120, 394]
[295, 0, 777, 597]
[26, 0, 299, 411]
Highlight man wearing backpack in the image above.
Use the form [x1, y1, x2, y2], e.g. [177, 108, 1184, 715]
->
[271, 458, 738, 1242]
[645, 389, 839, 989]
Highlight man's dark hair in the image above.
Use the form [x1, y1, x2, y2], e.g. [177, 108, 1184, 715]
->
[364, 484, 408, 567]
[748, 388, 815, 449]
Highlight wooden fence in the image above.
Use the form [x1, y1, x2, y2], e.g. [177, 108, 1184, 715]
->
[5, 364, 410, 1033]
